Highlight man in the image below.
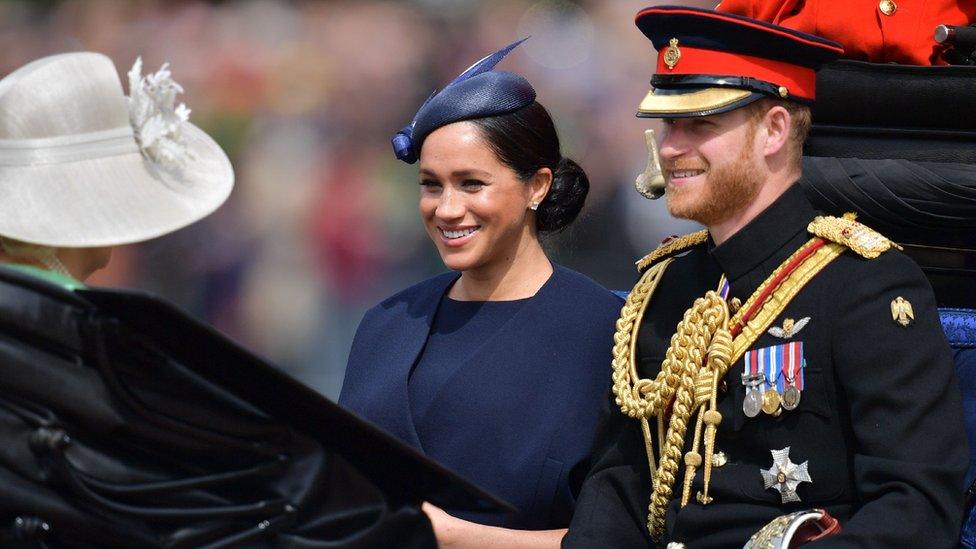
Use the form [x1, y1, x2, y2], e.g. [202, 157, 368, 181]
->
[563, 6, 967, 548]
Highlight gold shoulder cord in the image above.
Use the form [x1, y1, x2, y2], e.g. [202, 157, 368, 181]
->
[612, 228, 865, 542]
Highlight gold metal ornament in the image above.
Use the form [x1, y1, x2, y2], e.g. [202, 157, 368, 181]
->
[635, 129, 666, 200]
[891, 296, 915, 327]
[808, 213, 901, 259]
[664, 38, 681, 70]
[635, 230, 708, 272]
[778, 86, 789, 98]
[638, 86, 753, 116]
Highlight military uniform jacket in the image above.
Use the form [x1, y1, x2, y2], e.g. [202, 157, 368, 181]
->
[564, 185, 967, 548]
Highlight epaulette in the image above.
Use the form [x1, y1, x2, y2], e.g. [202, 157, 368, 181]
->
[807, 213, 902, 259]
[635, 229, 709, 272]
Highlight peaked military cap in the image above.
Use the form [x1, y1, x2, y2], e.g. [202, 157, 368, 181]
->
[392, 38, 535, 164]
[634, 6, 844, 118]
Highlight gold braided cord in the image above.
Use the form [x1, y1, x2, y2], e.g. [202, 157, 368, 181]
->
[635, 230, 709, 272]
[610, 259, 672, 487]
[645, 292, 732, 539]
[729, 241, 847, 361]
[700, 332, 731, 500]
[680, 409, 705, 506]
[610, 236, 850, 542]
[807, 213, 901, 259]
[640, 417, 656, 487]
[612, 259, 673, 419]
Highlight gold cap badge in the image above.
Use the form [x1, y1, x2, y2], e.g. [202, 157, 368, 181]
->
[664, 38, 681, 70]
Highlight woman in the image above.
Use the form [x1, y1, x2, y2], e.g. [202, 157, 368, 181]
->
[0, 52, 454, 548]
[338, 40, 622, 547]
[0, 52, 232, 285]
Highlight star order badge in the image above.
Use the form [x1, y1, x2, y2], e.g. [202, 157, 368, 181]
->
[761, 447, 811, 503]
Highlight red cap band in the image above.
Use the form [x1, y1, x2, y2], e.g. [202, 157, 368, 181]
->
[656, 45, 817, 101]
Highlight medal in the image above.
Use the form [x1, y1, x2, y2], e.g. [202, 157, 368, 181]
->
[779, 343, 805, 411]
[743, 388, 763, 418]
[762, 388, 782, 416]
[745, 344, 784, 417]
[761, 447, 812, 503]
[741, 367, 765, 418]
[782, 384, 801, 410]
[743, 341, 809, 417]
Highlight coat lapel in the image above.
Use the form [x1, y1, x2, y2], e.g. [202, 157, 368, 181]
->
[381, 272, 457, 450]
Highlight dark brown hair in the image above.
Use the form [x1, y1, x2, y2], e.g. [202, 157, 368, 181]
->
[469, 102, 588, 233]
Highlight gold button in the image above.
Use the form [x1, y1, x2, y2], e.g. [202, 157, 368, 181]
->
[778, 86, 789, 98]
[879, 0, 896, 16]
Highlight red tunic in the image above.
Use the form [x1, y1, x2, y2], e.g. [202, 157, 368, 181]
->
[717, 0, 976, 65]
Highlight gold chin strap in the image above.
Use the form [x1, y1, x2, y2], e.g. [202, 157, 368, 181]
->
[612, 236, 850, 542]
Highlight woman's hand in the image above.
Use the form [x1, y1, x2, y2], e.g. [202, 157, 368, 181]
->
[422, 502, 468, 547]
[421, 502, 566, 548]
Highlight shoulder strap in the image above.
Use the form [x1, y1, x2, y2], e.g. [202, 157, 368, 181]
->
[635, 230, 709, 272]
[807, 213, 901, 259]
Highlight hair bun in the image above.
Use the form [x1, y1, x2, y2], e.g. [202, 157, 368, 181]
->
[536, 157, 589, 233]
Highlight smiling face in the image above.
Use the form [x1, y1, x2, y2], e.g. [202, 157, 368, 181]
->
[659, 107, 766, 227]
[418, 121, 541, 274]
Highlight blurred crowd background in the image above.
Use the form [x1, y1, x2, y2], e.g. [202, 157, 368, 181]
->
[0, 0, 708, 398]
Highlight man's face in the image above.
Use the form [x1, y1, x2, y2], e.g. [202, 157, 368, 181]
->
[658, 107, 765, 226]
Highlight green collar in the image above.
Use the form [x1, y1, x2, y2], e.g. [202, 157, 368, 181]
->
[1, 263, 86, 291]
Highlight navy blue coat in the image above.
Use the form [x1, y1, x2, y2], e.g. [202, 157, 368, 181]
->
[339, 265, 621, 530]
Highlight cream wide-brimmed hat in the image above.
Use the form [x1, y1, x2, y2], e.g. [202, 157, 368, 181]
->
[0, 52, 233, 247]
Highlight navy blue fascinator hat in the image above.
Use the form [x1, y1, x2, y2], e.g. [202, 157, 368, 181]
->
[392, 39, 536, 164]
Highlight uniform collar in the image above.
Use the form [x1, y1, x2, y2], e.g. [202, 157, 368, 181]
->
[709, 183, 817, 282]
